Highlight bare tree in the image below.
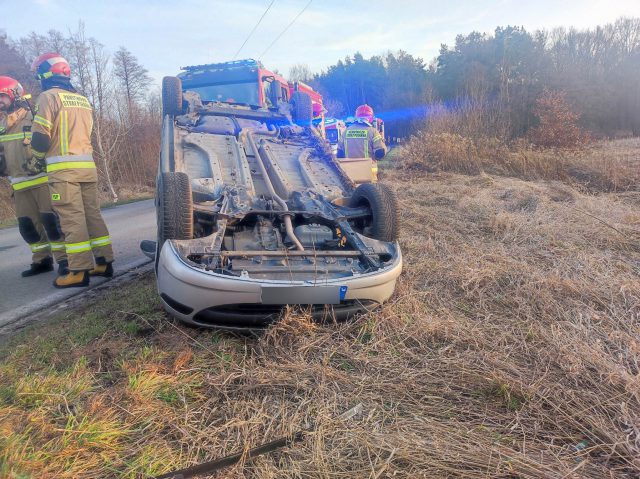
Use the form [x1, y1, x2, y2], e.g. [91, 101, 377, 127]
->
[288, 63, 313, 82]
[88, 38, 122, 202]
[112, 46, 151, 120]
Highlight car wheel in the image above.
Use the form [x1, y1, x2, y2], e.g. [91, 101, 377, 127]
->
[158, 172, 193, 248]
[162, 76, 183, 116]
[349, 183, 399, 242]
[290, 91, 312, 126]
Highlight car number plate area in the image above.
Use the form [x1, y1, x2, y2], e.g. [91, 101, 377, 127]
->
[261, 285, 347, 305]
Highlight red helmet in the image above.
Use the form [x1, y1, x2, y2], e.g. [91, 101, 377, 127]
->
[0, 76, 24, 103]
[31, 52, 71, 80]
[312, 102, 323, 118]
[355, 104, 374, 122]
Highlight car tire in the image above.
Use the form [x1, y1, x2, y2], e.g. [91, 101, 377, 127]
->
[158, 172, 193, 247]
[162, 76, 183, 116]
[290, 91, 312, 125]
[349, 183, 399, 242]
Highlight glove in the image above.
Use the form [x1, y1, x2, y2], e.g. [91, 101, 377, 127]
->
[24, 156, 46, 175]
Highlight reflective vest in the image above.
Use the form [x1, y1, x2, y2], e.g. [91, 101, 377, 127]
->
[338, 121, 386, 159]
[31, 88, 97, 182]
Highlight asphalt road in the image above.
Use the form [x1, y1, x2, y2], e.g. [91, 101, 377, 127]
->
[0, 199, 156, 328]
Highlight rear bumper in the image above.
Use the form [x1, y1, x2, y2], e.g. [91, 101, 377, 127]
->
[156, 241, 402, 329]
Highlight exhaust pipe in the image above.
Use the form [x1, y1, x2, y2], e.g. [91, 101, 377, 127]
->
[240, 128, 305, 251]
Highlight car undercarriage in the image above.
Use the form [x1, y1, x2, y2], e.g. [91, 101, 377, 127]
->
[152, 69, 401, 328]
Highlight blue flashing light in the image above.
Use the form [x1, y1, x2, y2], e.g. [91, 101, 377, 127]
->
[180, 59, 262, 72]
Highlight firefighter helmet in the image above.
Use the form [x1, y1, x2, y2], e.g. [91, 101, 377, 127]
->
[0, 76, 24, 103]
[355, 104, 374, 122]
[31, 52, 71, 80]
[312, 102, 324, 119]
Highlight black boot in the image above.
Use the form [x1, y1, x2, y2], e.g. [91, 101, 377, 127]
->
[57, 259, 69, 275]
[21, 257, 54, 277]
[89, 256, 114, 278]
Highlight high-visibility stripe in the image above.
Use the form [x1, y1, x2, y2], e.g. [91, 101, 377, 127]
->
[59, 110, 68, 155]
[30, 242, 51, 252]
[364, 138, 369, 158]
[47, 161, 96, 173]
[90, 236, 112, 247]
[50, 242, 65, 251]
[9, 173, 47, 185]
[10, 174, 49, 191]
[0, 132, 32, 142]
[33, 115, 53, 130]
[65, 241, 92, 254]
[46, 154, 94, 165]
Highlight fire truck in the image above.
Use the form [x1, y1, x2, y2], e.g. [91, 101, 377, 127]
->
[177, 59, 324, 124]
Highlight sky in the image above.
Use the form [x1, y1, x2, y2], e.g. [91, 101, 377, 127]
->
[2, 0, 640, 86]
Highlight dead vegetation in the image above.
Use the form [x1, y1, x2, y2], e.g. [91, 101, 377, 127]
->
[399, 135, 640, 192]
[1, 160, 639, 478]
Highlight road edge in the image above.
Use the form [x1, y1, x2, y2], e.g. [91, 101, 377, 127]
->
[0, 258, 154, 337]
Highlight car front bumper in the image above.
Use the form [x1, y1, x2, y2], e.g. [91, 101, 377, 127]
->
[156, 241, 403, 328]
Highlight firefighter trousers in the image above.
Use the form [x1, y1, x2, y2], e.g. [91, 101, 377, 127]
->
[49, 180, 114, 271]
[14, 184, 67, 264]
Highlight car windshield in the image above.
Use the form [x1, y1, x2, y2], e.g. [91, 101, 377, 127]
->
[189, 82, 260, 106]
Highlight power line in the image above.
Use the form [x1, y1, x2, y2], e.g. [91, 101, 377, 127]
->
[233, 0, 276, 60]
[259, 0, 313, 60]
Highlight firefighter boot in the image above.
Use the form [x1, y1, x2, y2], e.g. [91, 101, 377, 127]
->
[53, 270, 90, 289]
[89, 257, 114, 278]
[58, 259, 69, 275]
[21, 257, 54, 277]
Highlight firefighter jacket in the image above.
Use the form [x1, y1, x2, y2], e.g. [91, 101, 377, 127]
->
[31, 87, 96, 182]
[337, 120, 387, 160]
[0, 107, 48, 191]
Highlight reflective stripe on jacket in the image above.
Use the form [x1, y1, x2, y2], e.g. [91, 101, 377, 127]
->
[9, 172, 49, 191]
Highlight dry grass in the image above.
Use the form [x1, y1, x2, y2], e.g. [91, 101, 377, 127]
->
[0, 181, 14, 226]
[1, 166, 639, 478]
[399, 134, 640, 192]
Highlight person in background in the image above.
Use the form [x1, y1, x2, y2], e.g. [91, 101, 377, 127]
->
[337, 104, 387, 160]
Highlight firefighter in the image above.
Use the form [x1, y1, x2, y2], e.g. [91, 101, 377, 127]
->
[337, 104, 387, 160]
[29, 53, 114, 288]
[0, 76, 67, 277]
[312, 102, 326, 133]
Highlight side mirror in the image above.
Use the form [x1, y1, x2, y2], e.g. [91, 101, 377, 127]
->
[270, 81, 282, 103]
[140, 239, 156, 260]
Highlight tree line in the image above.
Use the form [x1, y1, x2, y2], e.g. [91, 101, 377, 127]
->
[303, 17, 640, 141]
[1, 17, 638, 199]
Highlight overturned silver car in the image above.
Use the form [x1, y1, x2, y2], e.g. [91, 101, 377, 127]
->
[150, 60, 402, 328]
